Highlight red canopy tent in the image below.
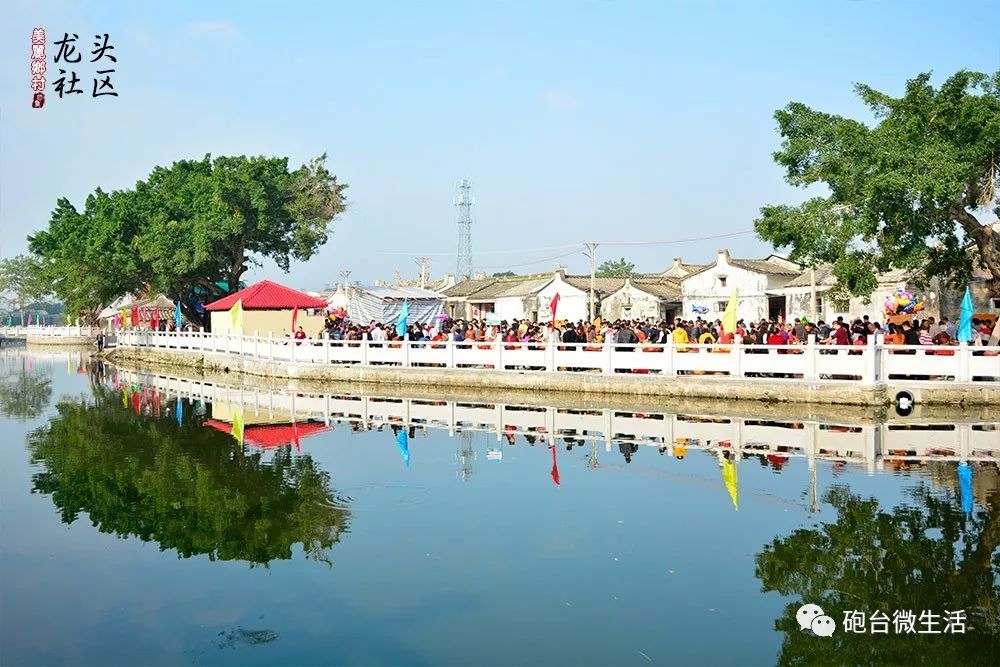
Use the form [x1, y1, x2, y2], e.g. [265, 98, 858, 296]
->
[204, 419, 329, 450]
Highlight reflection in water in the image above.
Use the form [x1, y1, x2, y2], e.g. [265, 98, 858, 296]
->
[27, 376, 350, 566]
[0, 355, 53, 420]
[756, 485, 1000, 663]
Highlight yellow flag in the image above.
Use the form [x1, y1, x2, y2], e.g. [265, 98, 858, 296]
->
[593, 317, 602, 330]
[231, 407, 245, 445]
[229, 299, 244, 333]
[722, 288, 738, 335]
[66, 313, 72, 325]
[722, 459, 738, 511]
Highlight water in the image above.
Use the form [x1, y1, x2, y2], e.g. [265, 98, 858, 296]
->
[1, 348, 998, 666]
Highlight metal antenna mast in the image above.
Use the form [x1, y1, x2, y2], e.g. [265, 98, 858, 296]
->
[455, 179, 474, 280]
[415, 256, 430, 289]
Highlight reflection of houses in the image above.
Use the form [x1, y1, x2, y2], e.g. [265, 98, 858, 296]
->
[204, 418, 329, 450]
[681, 250, 802, 323]
[206, 280, 328, 336]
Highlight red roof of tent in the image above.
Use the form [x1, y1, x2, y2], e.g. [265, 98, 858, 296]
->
[204, 419, 329, 449]
[204, 280, 328, 311]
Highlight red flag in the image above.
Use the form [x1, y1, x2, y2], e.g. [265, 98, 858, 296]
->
[130, 307, 139, 327]
[549, 293, 560, 329]
[151, 308, 159, 330]
[550, 444, 560, 486]
[291, 305, 299, 332]
[292, 417, 301, 452]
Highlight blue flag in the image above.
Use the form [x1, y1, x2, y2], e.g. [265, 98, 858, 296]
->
[958, 461, 973, 516]
[396, 429, 410, 467]
[957, 287, 973, 343]
[176, 398, 183, 426]
[175, 300, 183, 329]
[395, 300, 410, 338]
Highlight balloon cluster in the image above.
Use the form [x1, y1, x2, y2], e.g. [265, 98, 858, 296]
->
[883, 288, 925, 316]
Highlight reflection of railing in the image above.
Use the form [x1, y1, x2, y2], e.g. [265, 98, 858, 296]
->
[0, 325, 99, 338]
[118, 369, 1000, 467]
[112, 330, 1000, 383]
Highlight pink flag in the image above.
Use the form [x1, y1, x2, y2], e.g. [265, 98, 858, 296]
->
[549, 293, 560, 330]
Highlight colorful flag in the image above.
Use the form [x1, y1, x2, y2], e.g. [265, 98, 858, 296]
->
[549, 293, 560, 329]
[175, 398, 183, 426]
[291, 305, 299, 333]
[231, 408, 245, 445]
[722, 289, 738, 335]
[957, 287, 974, 343]
[175, 300, 182, 330]
[229, 299, 243, 333]
[395, 300, 410, 338]
[958, 461, 973, 516]
[65, 313, 71, 325]
[130, 307, 139, 327]
[722, 458, 738, 511]
[27, 313, 32, 326]
[550, 444, 560, 486]
[396, 428, 410, 467]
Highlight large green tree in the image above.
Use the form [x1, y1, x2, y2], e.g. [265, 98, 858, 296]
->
[29, 154, 347, 324]
[28, 381, 350, 565]
[0, 254, 50, 324]
[756, 70, 1000, 296]
[756, 484, 1000, 664]
[596, 257, 635, 277]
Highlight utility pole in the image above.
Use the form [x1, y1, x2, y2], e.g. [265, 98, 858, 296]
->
[583, 242, 599, 321]
[339, 269, 351, 290]
[415, 256, 430, 289]
[809, 267, 817, 323]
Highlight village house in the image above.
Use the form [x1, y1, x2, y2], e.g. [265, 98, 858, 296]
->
[680, 250, 802, 323]
[600, 277, 682, 321]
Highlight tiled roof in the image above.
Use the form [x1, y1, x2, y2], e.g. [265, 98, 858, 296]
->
[468, 277, 551, 301]
[783, 264, 914, 289]
[630, 279, 682, 299]
[204, 419, 329, 449]
[442, 278, 497, 298]
[205, 280, 329, 311]
[728, 259, 802, 276]
[563, 276, 629, 293]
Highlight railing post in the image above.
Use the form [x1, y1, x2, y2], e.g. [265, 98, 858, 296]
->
[362, 339, 369, 366]
[959, 342, 970, 382]
[546, 332, 556, 372]
[403, 340, 410, 367]
[733, 338, 742, 378]
[268, 332, 275, 362]
[807, 335, 817, 380]
[495, 336, 503, 371]
[325, 334, 331, 365]
[603, 337, 612, 374]
[291, 336, 296, 363]
[864, 336, 877, 384]
[448, 340, 455, 369]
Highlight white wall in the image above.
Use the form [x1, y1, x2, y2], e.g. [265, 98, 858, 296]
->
[536, 275, 587, 323]
[494, 296, 527, 321]
[682, 257, 768, 323]
[601, 284, 664, 321]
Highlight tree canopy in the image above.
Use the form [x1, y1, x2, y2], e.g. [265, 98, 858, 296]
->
[491, 271, 516, 277]
[28, 380, 350, 565]
[28, 154, 347, 323]
[755, 70, 1000, 296]
[596, 257, 635, 277]
[0, 255, 50, 323]
[756, 483, 1000, 664]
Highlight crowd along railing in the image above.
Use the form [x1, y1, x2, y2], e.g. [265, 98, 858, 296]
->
[110, 329, 1000, 384]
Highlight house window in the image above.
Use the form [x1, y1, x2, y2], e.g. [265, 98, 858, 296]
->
[717, 275, 727, 288]
[833, 298, 850, 313]
[716, 301, 728, 312]
[815, 296, 824, 314]
[992, 298, 1000, 309]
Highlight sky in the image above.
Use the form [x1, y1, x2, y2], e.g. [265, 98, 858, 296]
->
[2, 0, 999, 291]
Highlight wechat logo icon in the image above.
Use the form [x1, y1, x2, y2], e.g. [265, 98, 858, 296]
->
[797, 603, 836, 637]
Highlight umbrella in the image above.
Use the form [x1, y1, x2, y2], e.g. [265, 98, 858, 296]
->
[958, 462, 973, 516]
[957, 287, 974, 343]
[396, 429, 410, 467]
[722, 459, 738, 511]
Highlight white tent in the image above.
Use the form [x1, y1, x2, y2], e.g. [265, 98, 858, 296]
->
[336, 285, 444, 325]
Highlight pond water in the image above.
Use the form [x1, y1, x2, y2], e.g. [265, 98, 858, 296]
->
[1, 348, 998, 666]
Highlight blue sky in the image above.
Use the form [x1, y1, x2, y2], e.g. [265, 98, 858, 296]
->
[2, 0, 998, 289]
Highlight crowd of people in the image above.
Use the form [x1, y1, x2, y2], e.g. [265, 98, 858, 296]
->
[315, 311, 1000, 350]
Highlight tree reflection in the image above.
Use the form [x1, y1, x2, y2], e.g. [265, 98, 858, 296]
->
[756, 484, 1000, 664]
[0, 357, 52, 419]
[27, 386, 350, 566]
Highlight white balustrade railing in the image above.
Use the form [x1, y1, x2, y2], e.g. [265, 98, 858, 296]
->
[108, 329, 1000, 384]
[0, 325, 99, 338]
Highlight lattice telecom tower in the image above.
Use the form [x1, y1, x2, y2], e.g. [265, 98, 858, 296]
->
[455, 179, 474, 279]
